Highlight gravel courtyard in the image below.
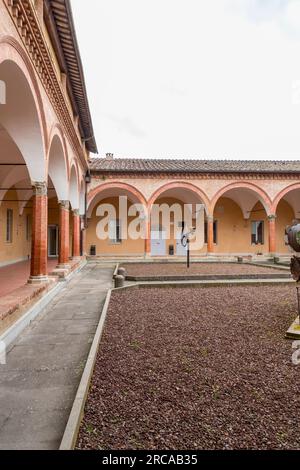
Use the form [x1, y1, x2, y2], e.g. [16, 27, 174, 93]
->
[77, 284, 300, 450]
[121, 262, 287, 279]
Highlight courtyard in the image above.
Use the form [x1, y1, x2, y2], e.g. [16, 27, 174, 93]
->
[1, 0, 300, 459]
[77, 283, 300, 450]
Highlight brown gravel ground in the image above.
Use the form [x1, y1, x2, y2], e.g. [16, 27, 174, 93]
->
[76, 285, 300, 450]
[121, 262, 286, 278]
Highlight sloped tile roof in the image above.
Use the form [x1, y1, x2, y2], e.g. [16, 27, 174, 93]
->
[89, 158, 300, 174]
[46, 0, 97, 153]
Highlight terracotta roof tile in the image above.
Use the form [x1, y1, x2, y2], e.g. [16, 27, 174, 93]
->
[89, 158, 300, 174]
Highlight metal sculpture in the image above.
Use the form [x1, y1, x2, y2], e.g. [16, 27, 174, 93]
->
[286, 223, 300, 281]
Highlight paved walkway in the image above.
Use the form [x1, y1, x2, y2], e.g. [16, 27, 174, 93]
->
[0, 259, 58, 298]
[0, 262, 114, 450]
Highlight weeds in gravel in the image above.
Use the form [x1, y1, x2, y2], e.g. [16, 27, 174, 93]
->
[200, 347, 209, 357]
[211, 385, 221, 399]
[85, 423, 98, 435]
[276, 431, 288, 446]
[128, 339, 143, 350]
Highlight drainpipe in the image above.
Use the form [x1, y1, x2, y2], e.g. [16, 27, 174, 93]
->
[84, 170, 91, 229]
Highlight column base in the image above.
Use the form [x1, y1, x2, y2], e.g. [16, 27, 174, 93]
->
[28, 275, 49, 284]
[72, 256, 82, 261]
[57, 263, 71, 270]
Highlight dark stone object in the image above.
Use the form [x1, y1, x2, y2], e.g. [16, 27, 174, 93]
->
[114, 275, 125, 288]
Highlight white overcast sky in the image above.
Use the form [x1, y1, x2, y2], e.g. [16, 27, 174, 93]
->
[71, 0, 300, 160]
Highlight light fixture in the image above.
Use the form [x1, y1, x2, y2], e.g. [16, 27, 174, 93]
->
[85, 171, 91, 184]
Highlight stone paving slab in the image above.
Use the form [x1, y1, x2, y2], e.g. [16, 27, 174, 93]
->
[0, 262, 114, 450]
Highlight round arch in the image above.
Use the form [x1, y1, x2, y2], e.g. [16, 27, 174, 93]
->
[87, 182, 147, 218]
[210, 182, 272, 217]
[0, 36, 47, 181]
[148, 181, 210, 213]
[272, 183, 300, 217]
[69, 163, 79, 210]
[47, 127, 69, 201]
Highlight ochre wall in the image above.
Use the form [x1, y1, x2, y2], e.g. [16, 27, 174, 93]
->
[86, 195, 293, 257]
[86, 197, 145, 256]
[0, 191, 293, 266]
[0, 190, 31, 265]
[0, 194, 61, 266]
[152, 197, 206, 256]
[213, 198, 269, 254]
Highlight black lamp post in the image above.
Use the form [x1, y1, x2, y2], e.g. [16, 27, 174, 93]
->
[181, 228, 195, 269]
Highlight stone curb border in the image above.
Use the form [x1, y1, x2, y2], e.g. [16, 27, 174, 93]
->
[0, 259, 87, 350]
[59, 288, 112, 450]
[244, 262, 289, 271]
[118, 278, 294, 291]
[125, 273, 291, 282]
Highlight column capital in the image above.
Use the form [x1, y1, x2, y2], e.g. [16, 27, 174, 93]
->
[58, 200, 70, 211]
[31, 181, 47, 196]
[268, 214, 277, 221]
[206, 215, 214, 223]
[72, 209, 80, 217]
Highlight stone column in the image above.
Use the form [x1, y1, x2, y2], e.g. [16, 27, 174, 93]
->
[29, 182, 48, 283]
[268, 214, 277, 255]
[58, 200, 70, 268]
[207, 215, 214, 254]
[72, 209, 81, 259]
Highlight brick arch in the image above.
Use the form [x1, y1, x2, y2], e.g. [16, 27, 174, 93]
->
[47, 123, 69, 178]
[148, 181, 210, 212]
[0, 36, 48, 164]
[88, 182, 147, 209]
[47, 124, 69, 201]
[69, 162, 79, 210]
[210, 181, 272, 215]
[272, 183, 300, 215]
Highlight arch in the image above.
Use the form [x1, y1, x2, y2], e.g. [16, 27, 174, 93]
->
[148, 181, 210, 213]
[47, 127, 69, 201]
[0, 36, 47, 181]
[69, 163, 80, 210]
[272, 183, 300, 217]
[87, 182, 147, 218]
[210, 182, 272, 217]
[47, 123, 69, 175]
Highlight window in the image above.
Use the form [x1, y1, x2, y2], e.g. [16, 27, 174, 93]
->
[204, 220, 218, 244]
[251, 221, 264, 245]
[6, 209, 13, 243]
[109, 219, 122, 244]
[26, 214, 31, 241]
